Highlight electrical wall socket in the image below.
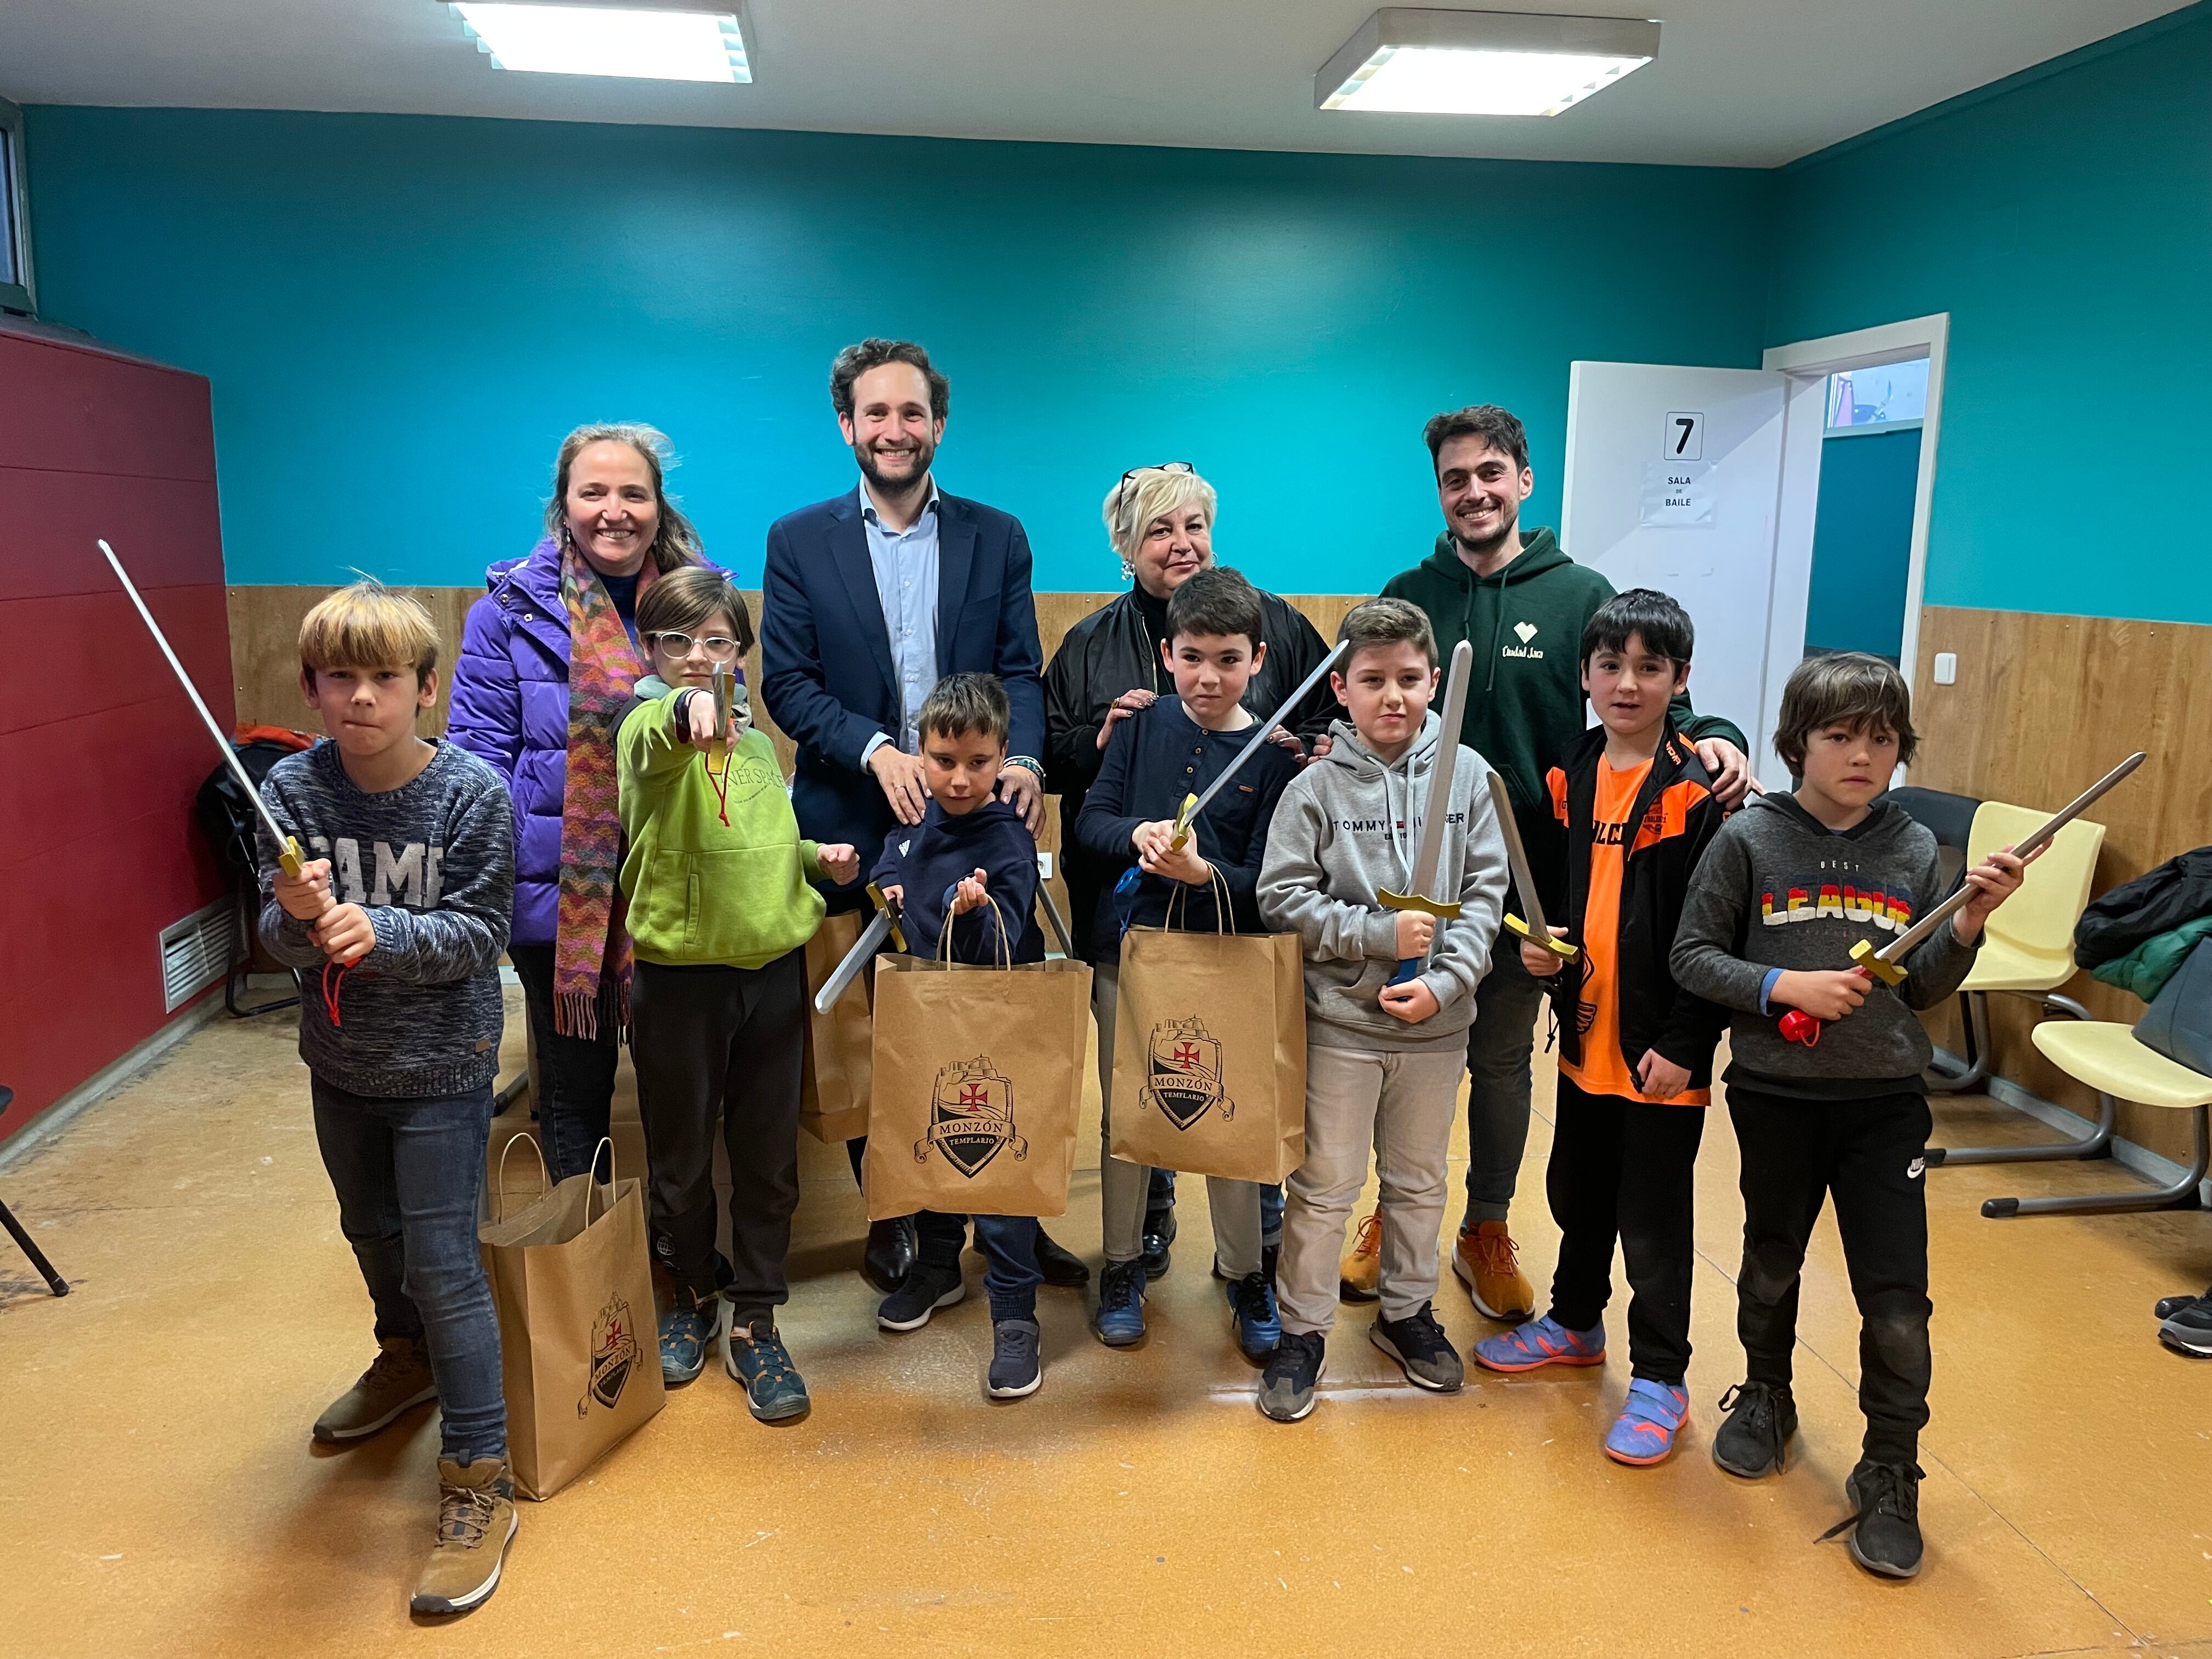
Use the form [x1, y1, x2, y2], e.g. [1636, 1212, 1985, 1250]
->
[1036, 851, 1053, 880]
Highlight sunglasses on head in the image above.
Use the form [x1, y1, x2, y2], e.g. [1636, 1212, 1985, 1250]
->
[1113, 460, 1195, 528]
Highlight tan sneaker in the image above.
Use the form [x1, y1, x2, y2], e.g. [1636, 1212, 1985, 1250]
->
[1338, 1210, 1383, 1303]
[313, 1337, 438, 1443]
[410, 1458, 518, 1616]
[1453, 1221, 1535, 1321]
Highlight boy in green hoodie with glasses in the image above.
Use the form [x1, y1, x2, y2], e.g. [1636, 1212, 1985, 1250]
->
[1373, 404, 1750, 1327]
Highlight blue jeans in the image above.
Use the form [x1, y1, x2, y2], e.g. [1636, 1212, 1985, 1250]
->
[312, 1077, 506, 1464]
[509, 944, 620, 1183]
[1462, 942, 1549, 1228]
[917, 1210, 1042, 1321]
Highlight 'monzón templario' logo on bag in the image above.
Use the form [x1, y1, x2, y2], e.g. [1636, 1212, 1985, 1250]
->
[1138, 1017, 1235, 1131]
[915, 1056, 1028, 1178]
[578, 1293, 639, 1418]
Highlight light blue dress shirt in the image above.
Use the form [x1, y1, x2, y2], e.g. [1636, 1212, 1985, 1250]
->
[857, 477, 940, 760]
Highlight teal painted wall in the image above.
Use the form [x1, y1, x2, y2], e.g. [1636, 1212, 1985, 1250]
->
[1805, 427, 1921, 662]
[1765, 7, 2212, 625]
[22, 108, 1774, 592]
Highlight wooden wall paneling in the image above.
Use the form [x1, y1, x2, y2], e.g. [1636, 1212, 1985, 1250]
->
[1911, 605, 2212, 1163]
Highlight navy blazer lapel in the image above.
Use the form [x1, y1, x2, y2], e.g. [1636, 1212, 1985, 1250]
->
[828, 494, 899, 698]
[935, 494, 977, 674]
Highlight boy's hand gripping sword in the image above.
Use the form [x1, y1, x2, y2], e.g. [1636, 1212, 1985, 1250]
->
[814, 882, 908, 1014]
[101, 538, 318, 888]
[1491, 769, 1579, 967]
[1377, 640, 1475, 986]
[1778, 750, 2145, 1046]
[1166, 640, 1351, 852]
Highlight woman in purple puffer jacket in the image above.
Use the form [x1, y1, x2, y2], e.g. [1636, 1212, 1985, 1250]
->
[447, 423, 707, 1180]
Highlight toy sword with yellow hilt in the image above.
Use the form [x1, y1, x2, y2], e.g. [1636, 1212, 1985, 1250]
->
[1491, 768, 1579, 966]
[1779, 749, 2146, 1046]
[813, 881, 909, 1014]
[101, 538, 318, 888]
[1166, 638, 1351, 852]
[1377, 639, 1475, 986]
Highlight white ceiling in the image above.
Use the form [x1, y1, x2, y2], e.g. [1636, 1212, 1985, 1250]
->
[0, 0, 2183, 168]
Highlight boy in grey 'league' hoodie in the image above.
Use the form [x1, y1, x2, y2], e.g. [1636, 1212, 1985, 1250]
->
[1256, 599, 1508, 1424]
[1669, 652, 2030, 1583]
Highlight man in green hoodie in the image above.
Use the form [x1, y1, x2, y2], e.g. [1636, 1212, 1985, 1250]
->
[1379, 403, 1751, 1321]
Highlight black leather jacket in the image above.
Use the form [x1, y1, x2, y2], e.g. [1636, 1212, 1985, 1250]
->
[1043, 584, 1334, 958]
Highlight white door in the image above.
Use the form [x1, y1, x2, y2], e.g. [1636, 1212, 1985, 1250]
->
[1560, 362, 1798, 789]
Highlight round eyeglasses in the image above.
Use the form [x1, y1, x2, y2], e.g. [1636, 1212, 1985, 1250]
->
[650, 631, 742, 662]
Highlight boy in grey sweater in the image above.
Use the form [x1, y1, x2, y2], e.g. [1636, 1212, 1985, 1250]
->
[256, 580, 518, 1617]
[1255, 599, 1508, 1421]
[1671, 652, 2029, 1581]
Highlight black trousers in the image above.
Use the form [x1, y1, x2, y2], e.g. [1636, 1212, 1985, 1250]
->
[1546, 1076, 1707, 1383]
[1729, 1086, 1933, 1465]
[630, 951, 806, 1325]
[509, 943, 620, 1183]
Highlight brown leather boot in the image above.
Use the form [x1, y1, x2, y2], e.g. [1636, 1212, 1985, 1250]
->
[409, 1458, 518, 1616]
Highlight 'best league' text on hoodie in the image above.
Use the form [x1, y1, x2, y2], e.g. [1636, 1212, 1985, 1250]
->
[1257, 711, 1509, 1053]
[1670, 791, 1982, 1099]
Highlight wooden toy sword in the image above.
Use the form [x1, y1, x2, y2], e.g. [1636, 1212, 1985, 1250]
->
[814, 882, 908, 1014]
[1779, 749, 2145, 1046]
[1492, 769, 1579, 964]
[101, 537, 314, 884]
[1378, 639, 1475, 986]
[1167, 639, 1351, 852]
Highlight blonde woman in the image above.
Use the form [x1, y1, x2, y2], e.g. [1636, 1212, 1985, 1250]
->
[1042, 465, 1331, 1324]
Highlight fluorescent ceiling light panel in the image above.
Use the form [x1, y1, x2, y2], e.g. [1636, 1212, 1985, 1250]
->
[451, 3, 751, 82]
[1317, 8, 1658, 116]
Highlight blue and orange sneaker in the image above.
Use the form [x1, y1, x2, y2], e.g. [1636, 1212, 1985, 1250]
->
[1604, 1379, 1690, 1465]
[1471, 1314, 1605, 1374]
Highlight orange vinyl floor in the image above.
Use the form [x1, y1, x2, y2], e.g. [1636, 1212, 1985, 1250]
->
[3, 987, 2211, 1658]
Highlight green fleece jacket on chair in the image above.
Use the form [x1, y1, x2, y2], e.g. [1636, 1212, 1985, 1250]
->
[1381, 528, 1748, 901]
[617, 678, 827, 970]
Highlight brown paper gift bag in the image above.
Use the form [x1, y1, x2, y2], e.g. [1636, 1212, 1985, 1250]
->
[479, 1135, 665, 1500]
[863, 902, 1090, 1221]
[1110, 873, 1307, 1183]
[800, 910, 873, 1143]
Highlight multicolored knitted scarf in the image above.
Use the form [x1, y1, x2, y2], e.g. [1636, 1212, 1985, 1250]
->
[553, 537, 654, 1039]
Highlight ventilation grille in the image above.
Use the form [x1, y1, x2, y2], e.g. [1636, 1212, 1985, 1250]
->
[161, 899, 236, 1012]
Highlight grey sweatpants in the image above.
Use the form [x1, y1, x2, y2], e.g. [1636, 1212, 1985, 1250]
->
[1094, 964, 1264, 1277]
[1278, 1041, 1466, 1335]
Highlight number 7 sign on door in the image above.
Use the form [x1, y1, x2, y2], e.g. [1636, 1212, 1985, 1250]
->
[1664, 411, 1703, 460]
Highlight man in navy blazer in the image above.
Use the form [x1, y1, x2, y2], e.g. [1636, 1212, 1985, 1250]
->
[761, 338, 1046, 894]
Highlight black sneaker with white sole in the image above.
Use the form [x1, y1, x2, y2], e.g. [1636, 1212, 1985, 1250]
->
[1820, 1459, 1924, 1579]
[2159, 1296, 2212, 1356]
[1369, 1302, 1464, 1392]
[1711, 1380, 1797, 1478]
[1257, 1330, 1326, 1423]
[877, 1262, 966, 1331]
[987, 1318, 1043, 1398]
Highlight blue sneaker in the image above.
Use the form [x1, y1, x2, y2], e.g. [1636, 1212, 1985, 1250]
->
[726, 1318, 810, 1423]
[1227, 1270, 1282, 1363]
[1472, 1314, 1606, 1374]
[1091, 1260, 1148, 1347]
[658, 1290, 718, 1386]
[1605, 1379, 1690, 1465]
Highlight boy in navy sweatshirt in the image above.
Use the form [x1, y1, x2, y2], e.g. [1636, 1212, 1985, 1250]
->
[1074, 567, 1300, 1361]
[256, 580, 517, 1617]
[868, 673, 1052, 1398]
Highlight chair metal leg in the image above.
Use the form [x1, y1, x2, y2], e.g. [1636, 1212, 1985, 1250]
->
[1926, 991, 1991, 1093]
[1926, 992, 2098, 1166]
[0, 1198, 69, 1296]
[1982, 1105, 2209, 1219]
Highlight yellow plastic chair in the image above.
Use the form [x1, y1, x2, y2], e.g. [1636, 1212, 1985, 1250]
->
[1974, 1022, 2212, 1218]
[1925, 802, 2107, 1167]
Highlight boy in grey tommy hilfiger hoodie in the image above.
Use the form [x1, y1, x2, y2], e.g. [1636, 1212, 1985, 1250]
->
[1255, 599, 1508, 1422]
[1669, 651, 2030, 1582]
